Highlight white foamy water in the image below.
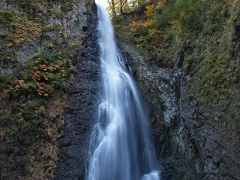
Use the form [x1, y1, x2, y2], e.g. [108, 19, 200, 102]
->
[87, 3, 160, 180]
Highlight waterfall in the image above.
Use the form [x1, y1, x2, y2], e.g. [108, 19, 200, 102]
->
[86, 3, 160, 180]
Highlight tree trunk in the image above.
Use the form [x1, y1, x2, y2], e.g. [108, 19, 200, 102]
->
[108, 0, 116, 15]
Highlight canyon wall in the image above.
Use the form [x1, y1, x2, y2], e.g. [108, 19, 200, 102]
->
[0, 0, 99, 179]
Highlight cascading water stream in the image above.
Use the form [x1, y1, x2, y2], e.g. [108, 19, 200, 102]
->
[87, 3, 160, 180]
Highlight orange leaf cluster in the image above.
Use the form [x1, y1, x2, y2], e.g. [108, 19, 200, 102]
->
[36, 82, 49, 97]
[33, 63, 59, 82]
[32, 63, 59, 97]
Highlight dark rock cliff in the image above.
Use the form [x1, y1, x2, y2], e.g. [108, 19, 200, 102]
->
[0, 0, 99, 179]
[120, 39, 240, 180]
[116, 1, 240, 179]
[54, 2, 99, 179]
[1, 0, 240, 179]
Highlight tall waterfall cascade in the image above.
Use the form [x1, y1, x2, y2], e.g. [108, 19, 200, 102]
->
[87, 3, 160, 180]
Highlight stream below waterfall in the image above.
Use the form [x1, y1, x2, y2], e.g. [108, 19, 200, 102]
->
[86, 3, 160, 180]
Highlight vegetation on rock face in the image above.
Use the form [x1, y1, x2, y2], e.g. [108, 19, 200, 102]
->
[6, 0, 79, 16]
[12, 16, 42, 45]
[0, 0, 88, 178]
[113, 0, 240, 178]
[113, 0, 240, 128]
[0, 0, 239, 178]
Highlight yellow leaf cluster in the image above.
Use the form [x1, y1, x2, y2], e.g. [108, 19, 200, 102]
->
[171, 11, 189, 34]
[129, 4, 158, 33]
[145, 4, 155, 17]
[13, 16, 42, 45]
[143, 19, 155, 28]
[130, 17, 155, 32]
[11, 80, 28, 90]
[157, 0, 167, 9]
[130, 20, 143, 32]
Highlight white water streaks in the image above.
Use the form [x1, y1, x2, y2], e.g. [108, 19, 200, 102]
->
[86, 3, 160, 180]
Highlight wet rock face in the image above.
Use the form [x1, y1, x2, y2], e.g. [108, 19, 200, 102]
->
[119, 42, 182, 179]
[119, 42, 191, 179]
[120, 42, 178, 125]
[54, 2, 99, 179]
[119, 41, 240, 180]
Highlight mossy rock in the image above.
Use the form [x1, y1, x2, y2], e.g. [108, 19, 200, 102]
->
[0, 9, 16, 25]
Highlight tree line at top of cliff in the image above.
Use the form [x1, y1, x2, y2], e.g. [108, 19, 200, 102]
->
[107, 0, 168, 15]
